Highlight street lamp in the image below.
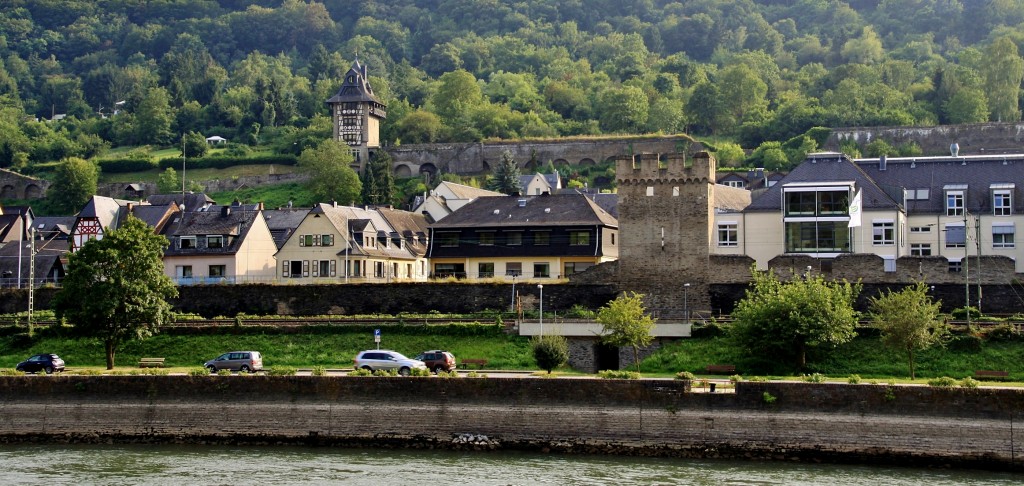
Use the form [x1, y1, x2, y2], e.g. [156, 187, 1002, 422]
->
[683, 283, 690, 324]
[964, 211, 970, 328]
[510, 274, 517, 313]
[537, 284, 544, 335]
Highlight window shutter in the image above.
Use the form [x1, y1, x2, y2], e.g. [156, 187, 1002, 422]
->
[312, 260, 319, 277]
[299, 235, 305, 247]
[302, 260, 309, 277]
[314, 234, 321, 246]
[330, 260, 337, 276]
[282, 260, 289, 278]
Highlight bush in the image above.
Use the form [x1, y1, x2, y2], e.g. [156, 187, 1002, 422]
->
[157, 154, 297, 171]
[951, 306, 981, 321]
[728, 374, 743, 383]
[267, 366, 296, 376]
[531, 334, 569, 373]
[348, 368, 372, 377]
[598, 369, 641, 379]
[848, 374, 862, 384]
[409, 367, 431, 377]
[188, 368, 208, 376]
[372, 369, 397, 377]
[436, 370, 459, 378]
[927, 376, 958, 388]
[802, 373, 826, 383]
[762, 392, 777, 404]
[959, 377, 980, 389]
[984, 323, 1022, 342]
[690, 322, 728, 338]
[948, 334, 983, 352]
[675, 371, 696, 381]
[465, 371, 485, 378]
[0, 369, 25, 376]
[311, 365, 326, 376]
[565, 304, 596, 319]
[748, 376, 769, 382]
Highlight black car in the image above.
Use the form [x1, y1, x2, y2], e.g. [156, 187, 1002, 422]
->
[15, 353, 65, 374]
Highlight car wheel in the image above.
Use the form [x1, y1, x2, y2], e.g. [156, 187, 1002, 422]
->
[238, 365, 250, 373]
[44, 366, 54, 374]
[398, 367, 411, 376]
[207, 365, 217, 374]
[360, 366, 372, 371]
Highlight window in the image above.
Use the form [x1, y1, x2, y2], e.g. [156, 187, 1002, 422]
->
[207, 235, 224, 248]
[478, 232, 495, 246]
[949, 260, 962, 272]
[533, 263, 550, 278]
[374, 261, 384, 278]
[533, 232, 550, 245]
[505, 262, 522, 277]
[724, 180, 745, 189]
[301, 234, 315, 247]
[786, 191, 817, 216]
[478, 263, 494, 278]
[784, 221, 851, 253]
[993, 225, 1015, 248]
[433, 263, 464, 278]
[646, 186, 654, 196]
[176, 266, 193, 278]
[318, 260, 331, 277]
[209, 265, 226, 277]
[321, 234, 334, 246]
[179, 236, 196, 249]
[717, 223, 738, 247]
[872, 221, 895, 245]
[563, 262, 593, 276]
[506, 232, 522, 246]
[289, 260, 303, 277]
[910, 243, 932, 256]
[611, 232, 616, 245]
[946, 190, 964, 216]
[569, 231, 590, 246]
[909, 226, 931, 233]
[945, 224, 966, 248]
[993, 190, 1013, 216]
[438, 233, 459, 247]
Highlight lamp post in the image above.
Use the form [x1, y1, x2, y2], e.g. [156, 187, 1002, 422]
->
[683, 283, 690, 324]
[510, 274, 517, 313]
[537, 284, 544, 335]
[964, 211, 970, 328]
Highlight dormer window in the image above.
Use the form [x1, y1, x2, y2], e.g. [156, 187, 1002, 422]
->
[179, 236, 196, 249]
[207, 235, 224, 248]
[944, 185, 966, 216]
[992, 184, 1014, 216]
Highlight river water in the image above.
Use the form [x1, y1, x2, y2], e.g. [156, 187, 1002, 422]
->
[0, 444, 1018, 485]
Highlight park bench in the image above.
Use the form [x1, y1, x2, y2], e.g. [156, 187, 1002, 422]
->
[461, 358, 488, 369]
[138, 358, 166, 368]
[974, 370, 1009, 380]
[705, 364, 736, 374]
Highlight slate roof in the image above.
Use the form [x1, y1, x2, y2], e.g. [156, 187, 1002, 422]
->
[302, 204, 418, 261]
[325, 60, 384, 105]
[854, 153, 1024, 215]
[376, 206, 430, 258]
[30, 216, 74, 239]
[164, 206, 263, 256]
[78, 196, 134, 228]
[0, 238, 67, 286]
[146, 193, 215, 212]
[123, 204, 178, 235]
[714, 185, 753, 213]
[746, 152, 899, 212]
[263, 208, 309, 249]
[430, 194, 618, 229]
[442, 181, 503, 200]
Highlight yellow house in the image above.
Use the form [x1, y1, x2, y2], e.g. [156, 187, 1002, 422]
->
[163, 203, 278, 284]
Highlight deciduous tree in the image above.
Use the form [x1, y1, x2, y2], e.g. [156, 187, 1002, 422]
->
[732, 268, 861, 371]
[531, 334, 569, 374]
[49, 156, 98, 214]
[53, 216, 178, 369]
[297, 140, 361, 204]
[868, 282, 947, 380]
[597, 291, 656, 372]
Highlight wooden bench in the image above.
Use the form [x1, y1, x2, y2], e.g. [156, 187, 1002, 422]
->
[461, 358, 488, 369]
[974, 370, 1009, 380]
[705, 364, 736, 374]
[138, 358, 166, 368]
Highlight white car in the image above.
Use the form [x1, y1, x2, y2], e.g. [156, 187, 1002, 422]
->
[353, 350, 427, 376]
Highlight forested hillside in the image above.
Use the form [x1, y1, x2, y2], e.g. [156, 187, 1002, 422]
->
[1, 0, 1023, 172]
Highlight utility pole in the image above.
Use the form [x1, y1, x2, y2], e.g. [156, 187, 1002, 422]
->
[27, 227, 35, 334]
[181, 134, 186, 198]
[964, 211, 970, 328]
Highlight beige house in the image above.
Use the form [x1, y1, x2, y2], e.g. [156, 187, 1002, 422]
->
[163, 204, 278, 284]
[276, 203, 429, 283]
[412, 181, 502, 222]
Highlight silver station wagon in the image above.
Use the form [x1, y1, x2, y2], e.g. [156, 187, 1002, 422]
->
[204, 351, 263, 373]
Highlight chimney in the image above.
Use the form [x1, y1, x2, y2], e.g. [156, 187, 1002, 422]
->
[221, 206, 231, 217]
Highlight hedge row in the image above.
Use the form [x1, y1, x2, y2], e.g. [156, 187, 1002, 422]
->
[96, 154, 299, 174]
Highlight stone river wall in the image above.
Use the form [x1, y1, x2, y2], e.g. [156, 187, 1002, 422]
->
[0, 376, 1020, 470]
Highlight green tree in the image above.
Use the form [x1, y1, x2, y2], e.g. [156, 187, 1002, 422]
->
[943, 88, 988, 124]
[297, 140, 361, 204]
[597, 85, 649, 133]
[361, 151, 396, 205]
[49, 157, 98, 214]
[181, 131, 208, 158]
[396, 109, 444, 144]
[597, 291, 656, 372]
[486, 150, 522, 195]
[53, 216, 178, 369]
[134, 87, 174, 145]
[156, 167, 180, 194]
[868, 282, 947, 380]
[983, 36, 1024, 122]
[732, 269, 861, 370]
[531, 334, 569, 374]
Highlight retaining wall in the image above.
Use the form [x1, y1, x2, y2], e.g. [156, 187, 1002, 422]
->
[0, 376, 1020, 470]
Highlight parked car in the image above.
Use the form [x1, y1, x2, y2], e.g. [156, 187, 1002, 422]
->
[204, 351, 263, 373]
[353, 350, 427, 376]
[16, 353, 65, 374]
[415, 350, 457, 373]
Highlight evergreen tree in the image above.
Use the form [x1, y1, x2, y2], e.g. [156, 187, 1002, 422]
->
[487, 150, 522, 195]
[361, 151, 396, 205]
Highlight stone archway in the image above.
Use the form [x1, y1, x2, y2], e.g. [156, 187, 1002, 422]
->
[394, 164, 413, 178]
[481, 160, 491, 173]
[579, 158, 596, 166]
[0, 185, 15, 199]
[23, 184, 42, 199]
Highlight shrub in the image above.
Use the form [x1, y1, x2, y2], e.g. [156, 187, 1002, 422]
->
[728, 374, 743, 383]
[348, 368, 372, 377]
[748, 376, 769, 382]
[762, 392, 777, 404]
[566, 304, 596, 319]
[951, 306, 981, 321]
[598, 369, 641, 379]
[690, 322, 728, 338]
[984, 323, 1022, 342]
[531, 334, 569, 373]
[0, 369, 25, 376]
[675, 371, 696, 381]
[311, 366, 326, 376]
[927, 376, 958, 388]
[436, 370, 459, 378]
[802, 373, 826, 383]
[948, 334, 983, 352]
[142, 368, 169, 376]
[188, 368, 209, 376]
[217, 369, 232, 376]
[959, 377, 980, 389]
[465, 371, 484, 378]
[268, 366, 297, 376]
[75, 369, 103, 376]
[848, 374, 862, 384]
[409, 367, 431, 377]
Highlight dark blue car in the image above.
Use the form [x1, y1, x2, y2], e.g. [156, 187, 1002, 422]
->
[15, 353, 65, 374]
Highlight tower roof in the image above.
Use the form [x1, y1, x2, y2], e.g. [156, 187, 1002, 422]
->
[326, 59, 384, 106]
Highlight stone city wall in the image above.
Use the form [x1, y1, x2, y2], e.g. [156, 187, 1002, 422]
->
[826, 122, 1024, 156]
[0, 376, 1019, 470]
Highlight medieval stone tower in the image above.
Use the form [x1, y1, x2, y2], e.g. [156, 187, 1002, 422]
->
[616, 151, 716, 319]
[326, 59, 387, 173]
